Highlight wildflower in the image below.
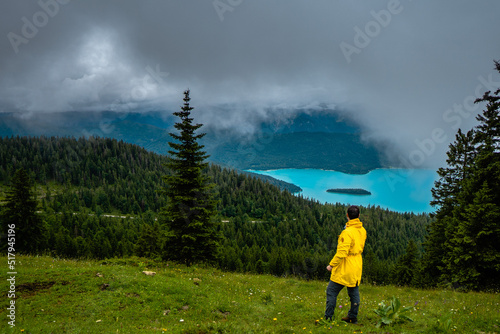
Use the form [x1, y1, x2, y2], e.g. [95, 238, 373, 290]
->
[273, 318, 277, 321]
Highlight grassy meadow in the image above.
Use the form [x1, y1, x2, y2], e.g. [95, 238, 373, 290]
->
[1, 255, 499, 333]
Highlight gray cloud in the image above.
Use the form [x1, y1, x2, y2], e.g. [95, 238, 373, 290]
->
[1, 0, 499, 167]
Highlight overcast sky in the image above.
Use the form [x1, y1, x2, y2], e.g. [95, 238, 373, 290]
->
[1, 0, 499, 167]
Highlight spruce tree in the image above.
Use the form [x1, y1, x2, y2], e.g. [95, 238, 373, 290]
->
[393, 239, 420, 286]
[424, 129, 475, 286]
[430, 129, 476, 219]
[1, 168, 47, 254]
[160, 90, 220, 265]
[134, 222, 163, 260]
[427, 60, 500, 290]
[445, 61, 500, 289]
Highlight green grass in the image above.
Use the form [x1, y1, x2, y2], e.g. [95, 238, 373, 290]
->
[1, 256, 499, 333]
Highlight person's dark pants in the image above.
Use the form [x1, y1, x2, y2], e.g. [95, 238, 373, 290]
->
[325, 280, 360, 320]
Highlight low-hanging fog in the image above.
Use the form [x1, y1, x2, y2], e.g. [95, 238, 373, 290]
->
[1, 0, 499, 168]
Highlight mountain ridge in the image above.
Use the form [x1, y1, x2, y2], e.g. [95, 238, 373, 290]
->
[0, 109, 389, 174]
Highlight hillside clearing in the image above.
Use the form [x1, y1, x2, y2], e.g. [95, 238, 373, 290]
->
[1, 256, 499, 333]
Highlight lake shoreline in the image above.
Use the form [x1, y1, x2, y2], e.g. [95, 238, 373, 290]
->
[246, 168, 438, 214]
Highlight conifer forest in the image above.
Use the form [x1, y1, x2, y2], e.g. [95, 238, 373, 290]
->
[2, 63, 500, 291]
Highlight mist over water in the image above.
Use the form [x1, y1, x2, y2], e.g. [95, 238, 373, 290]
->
[248, 168, 439, 213]
[1, 2, 499, 168]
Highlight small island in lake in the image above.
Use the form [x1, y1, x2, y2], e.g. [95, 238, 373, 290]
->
[326, 188, 372, 195]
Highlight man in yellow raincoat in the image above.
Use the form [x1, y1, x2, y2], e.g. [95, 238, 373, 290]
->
[325, 205, 367, 324]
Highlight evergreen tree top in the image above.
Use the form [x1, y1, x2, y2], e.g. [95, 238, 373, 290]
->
[170, 90, 205, 144]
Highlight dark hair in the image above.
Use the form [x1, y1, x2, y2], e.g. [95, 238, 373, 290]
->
[347, 205, 360, 219]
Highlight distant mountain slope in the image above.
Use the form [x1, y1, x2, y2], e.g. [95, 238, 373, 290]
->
[260, 109, 359, 134]
[206, 131, 384, 174]
[0, 109, 388, 174]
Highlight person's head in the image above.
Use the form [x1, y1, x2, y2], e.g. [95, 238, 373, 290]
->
[347, 205, 360, 220]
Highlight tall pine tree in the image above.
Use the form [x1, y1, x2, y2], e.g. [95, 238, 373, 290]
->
[424, 129, 475, 286]
[1, 168, 47, 254]
[393, 239, 420, 286]
[446, 60, 500, 289]
[427, 60, 500, 290]
[160, 90, 220, 265]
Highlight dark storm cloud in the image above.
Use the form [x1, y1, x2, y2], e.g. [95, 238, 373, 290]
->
[1, 0, 499, 166]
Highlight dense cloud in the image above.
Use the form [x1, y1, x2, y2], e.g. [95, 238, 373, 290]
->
[1, 0, 499, 167]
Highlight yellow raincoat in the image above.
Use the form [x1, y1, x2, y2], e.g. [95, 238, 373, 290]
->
[329, 218, 367, 287]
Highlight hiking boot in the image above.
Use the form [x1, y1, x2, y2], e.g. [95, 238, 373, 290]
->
[341, 316, 358, 324]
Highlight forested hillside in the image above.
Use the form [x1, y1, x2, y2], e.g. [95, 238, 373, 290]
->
[0, 136, 431, 284]
[0, 110, 389, 174]
[206, 131, 384, 173]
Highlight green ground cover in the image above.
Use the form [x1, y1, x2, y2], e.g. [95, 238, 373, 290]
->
[1, 256, 499, 333]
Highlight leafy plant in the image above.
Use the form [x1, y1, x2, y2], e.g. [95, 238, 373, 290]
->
[432, 313, 454, 333]
[260, 291, 273, 305]
[373, 296, 414, 328]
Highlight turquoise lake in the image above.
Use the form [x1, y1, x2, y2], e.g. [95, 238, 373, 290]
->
[248, 168, 439, 213]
